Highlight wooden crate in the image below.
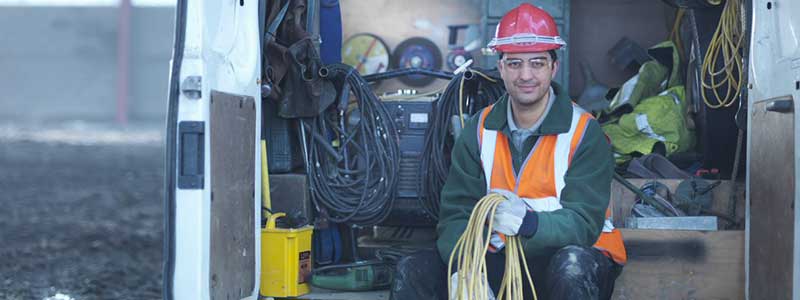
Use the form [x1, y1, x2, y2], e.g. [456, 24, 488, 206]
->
[613, 229, 744, 300]
[611, 179, 745, 299]
[611, 179, 746, 229]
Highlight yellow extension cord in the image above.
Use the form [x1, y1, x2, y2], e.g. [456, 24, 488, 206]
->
[448, 194, 537, 300]
[669, 8, 686, 62]
[701, 0, 744, 109]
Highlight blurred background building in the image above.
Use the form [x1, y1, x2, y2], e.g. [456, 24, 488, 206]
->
[0, 0, 175, 125]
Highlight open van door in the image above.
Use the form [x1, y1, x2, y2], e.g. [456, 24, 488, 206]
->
[747, 0, 800, 298]
[164, 0, 263, 299]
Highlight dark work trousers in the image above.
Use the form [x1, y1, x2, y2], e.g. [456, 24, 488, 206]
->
[390, 246, 622, 300]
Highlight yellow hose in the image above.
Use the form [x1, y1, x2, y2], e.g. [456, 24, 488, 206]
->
[669, 8, 686, 62]
[448, 194, 537, 300]
[701, 0, 744, 109]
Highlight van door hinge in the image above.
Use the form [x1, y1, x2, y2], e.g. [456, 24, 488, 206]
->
[181, 76, 202, 99]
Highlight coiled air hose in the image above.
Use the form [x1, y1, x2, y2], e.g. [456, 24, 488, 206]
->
[448, 194, 537, 300]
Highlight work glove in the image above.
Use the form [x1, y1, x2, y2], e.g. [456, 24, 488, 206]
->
[490, 189, 528, 236]
[449, 271, 496, 300]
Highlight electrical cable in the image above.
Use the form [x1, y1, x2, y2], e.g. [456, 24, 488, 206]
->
[701, 0, 744, 108]
[378, 88, 444, 101]
[669, 8, 686, 62]
[698, 0, 745, 225]
[419, 68, 505, 219]
[374, 247, 416, 264]
[447, 194, 537, 300]
[363, 67, 454, 82]
[303, 63, 400, 226]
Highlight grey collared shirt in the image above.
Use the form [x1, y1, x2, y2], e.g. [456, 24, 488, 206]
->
[507, 87, 556, 153]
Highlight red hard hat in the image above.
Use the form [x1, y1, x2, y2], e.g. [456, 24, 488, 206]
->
[487, 3, 566, 53]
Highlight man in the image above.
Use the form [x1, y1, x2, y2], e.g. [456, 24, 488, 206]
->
[391, 4, 625, 300]
[437, 4, 625, 300]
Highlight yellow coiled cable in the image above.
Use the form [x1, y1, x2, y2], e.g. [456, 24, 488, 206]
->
[447, 194, 537, 300]
[701, 0, 744, 109]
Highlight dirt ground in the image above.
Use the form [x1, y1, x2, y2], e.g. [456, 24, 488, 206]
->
[0, 134, 164, 300]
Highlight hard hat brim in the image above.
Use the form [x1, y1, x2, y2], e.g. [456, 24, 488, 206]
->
[493, 43, 564, 54]
[487, 33, 566, 53]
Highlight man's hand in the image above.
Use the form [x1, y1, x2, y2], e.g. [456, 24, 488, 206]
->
[490, 189, 528, 236]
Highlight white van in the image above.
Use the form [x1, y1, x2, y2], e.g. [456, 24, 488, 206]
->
[164, 0, 263, 298]
[162, 0, 800, 299]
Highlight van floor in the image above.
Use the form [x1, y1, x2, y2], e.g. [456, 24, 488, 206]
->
[0, 131, 163, 300]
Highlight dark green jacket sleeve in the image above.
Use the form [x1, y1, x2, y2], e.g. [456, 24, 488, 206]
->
[522, 120, 613, 256]
[435, 114, 487, 263]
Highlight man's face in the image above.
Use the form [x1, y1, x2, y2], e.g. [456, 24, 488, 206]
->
[497, 51, 559, 108]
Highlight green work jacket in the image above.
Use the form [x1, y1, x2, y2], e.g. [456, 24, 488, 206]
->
[436, 83, 614, 261]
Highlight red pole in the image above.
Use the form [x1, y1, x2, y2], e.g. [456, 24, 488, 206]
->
[116, 0, 131, 125]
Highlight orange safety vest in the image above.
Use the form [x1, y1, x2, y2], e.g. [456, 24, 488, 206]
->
[477, 104, 627, 265]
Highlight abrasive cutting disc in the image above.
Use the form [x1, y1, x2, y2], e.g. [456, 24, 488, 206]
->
[392, 37, 443, 87]
[446, 48, 473, 70]
[342, 33, 391, 76]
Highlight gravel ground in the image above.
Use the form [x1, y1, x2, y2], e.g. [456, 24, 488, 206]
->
[0, 126, 164, 300]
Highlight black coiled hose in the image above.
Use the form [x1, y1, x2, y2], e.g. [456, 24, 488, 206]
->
[419, 68, 506, 219]
[303, 63, 400, 226]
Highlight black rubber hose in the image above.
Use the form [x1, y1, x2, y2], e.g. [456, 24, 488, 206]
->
[363, 68, 454, 82]
[304, 63, 400, 226]
[418, 68, 505, 219]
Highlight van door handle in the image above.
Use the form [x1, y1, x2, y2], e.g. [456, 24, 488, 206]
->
[178, 121, 204, 189]
[766, 99, 793, 113]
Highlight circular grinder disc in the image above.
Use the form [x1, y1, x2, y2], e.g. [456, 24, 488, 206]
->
[342, 33, 391, 76]
[391, 37, 443, 87]
[446, 48, 473, 70]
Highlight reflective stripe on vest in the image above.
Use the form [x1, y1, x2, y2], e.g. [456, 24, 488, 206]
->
[477, 103, 627, 265]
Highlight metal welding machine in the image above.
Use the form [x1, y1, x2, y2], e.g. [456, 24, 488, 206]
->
[379, 95, 437, 227]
